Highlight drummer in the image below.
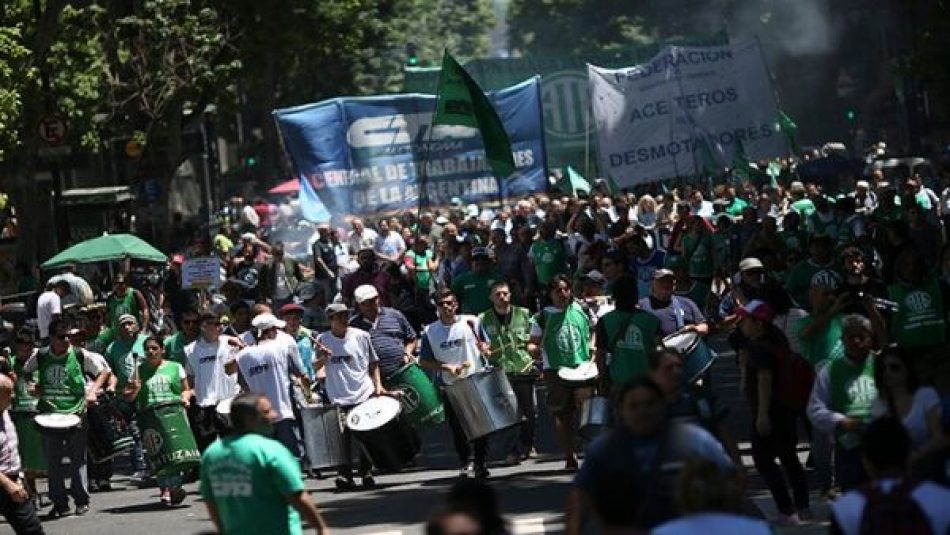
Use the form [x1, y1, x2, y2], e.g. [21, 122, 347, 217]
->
[419, 288, 493, 479]
[594, 275, 661, 392]
[10, 330, 46, 507]
[348, 284, 417, 381]
[478, 281, 537, 465]
[21, 318, 109, 518]
[637, 269, 709, 338]
[313, 303, 386, 491]
[104, 314, 150, 484]
[184, 311, 241, 452]
[123, 334, 192, 507]
[528, 274, 596, 471]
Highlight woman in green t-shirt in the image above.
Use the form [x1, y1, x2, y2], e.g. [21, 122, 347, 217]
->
[124, 335, 192, 507]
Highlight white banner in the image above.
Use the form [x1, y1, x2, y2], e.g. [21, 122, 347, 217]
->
[182, 257, 222, 290]
[588, 39, 788, 186]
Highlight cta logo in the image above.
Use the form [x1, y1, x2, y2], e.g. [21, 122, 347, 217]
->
[346, 113, 477, 149]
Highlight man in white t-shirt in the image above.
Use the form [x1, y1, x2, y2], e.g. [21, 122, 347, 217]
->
[36, 280, 70, 344]
[314, 303, 385, 490]
[227, 313, 306, 460]
[185, 312, 241, 451]
[347, 218, 378, 255]
[419, 288, 492, 479]
[373, 220, 406, 263]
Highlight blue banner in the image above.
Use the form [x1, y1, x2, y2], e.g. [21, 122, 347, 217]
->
[274, 77, 547, 222]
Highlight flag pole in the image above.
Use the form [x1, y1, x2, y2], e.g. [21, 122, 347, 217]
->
[416, 52, 447, 238]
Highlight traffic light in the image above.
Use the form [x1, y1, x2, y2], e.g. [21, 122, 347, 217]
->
[845, 109, 856, 121]
[406, 42, 419, 67]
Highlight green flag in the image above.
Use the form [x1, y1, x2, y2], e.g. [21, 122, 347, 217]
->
[730, 138, 755, 186]
[605, 175, 622, 195]
[432, 50, 515, 181]
[766, 159, 782, 188]
[557, 165, 591, 195]
[777, 110, 800, 156]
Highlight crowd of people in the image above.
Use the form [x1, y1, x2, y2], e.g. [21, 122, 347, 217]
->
[2, 150, 950, 534]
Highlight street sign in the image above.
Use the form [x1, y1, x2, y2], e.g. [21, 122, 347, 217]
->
[37, 116, 68, 146]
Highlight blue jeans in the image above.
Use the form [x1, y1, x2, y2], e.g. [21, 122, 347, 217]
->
[116, 400, 147, 472]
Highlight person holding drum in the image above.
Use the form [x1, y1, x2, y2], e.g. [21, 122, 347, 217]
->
[348, 284, 416, 381]
[314, 302, 386, 490]
[0, 373, 46, 534]
[420, 288, 493, 479]
[123, 334, 192, 507]
[184, 311, 241, 452]
[528, 274, 596, 471]
[200, 392, 330, 535]
[9, 331, 46, 509]
[21, 318, 109, 518]
[479, 280, 538, 465]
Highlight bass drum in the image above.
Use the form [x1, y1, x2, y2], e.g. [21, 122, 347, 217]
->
[444, 367, 520, 441]
[346, 396, 419, 472]
[384, 362, 445, 430]
[138, 401, 200, 478]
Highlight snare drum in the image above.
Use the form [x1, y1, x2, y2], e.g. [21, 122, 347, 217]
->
[444, 367, 520, 441]
[346, 396, 419, 472]
[661, 329, 716, 385]
[34, 413, 83, 437]
[557, 361, 600, 385]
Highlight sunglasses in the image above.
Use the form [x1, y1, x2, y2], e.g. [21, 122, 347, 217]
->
[438, 301, 457, 308]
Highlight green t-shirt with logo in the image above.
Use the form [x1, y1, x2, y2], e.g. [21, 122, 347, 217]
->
[795, 313, 844, 368]
[530, 239, 567, 286]
[829, 355, 877, 449]
[451, 269, 502, 315]
[200, 433, 305, 535]
[406, 249, 434, 290]
[36, 347, 86, 414]
[136, 360, 184, 409]
[888, 276, 946, 347]
[537, 302, 591, 370]
[600, 309, 660, 386]
[105, 334, 148, 390]
[784, 260, 835, 311]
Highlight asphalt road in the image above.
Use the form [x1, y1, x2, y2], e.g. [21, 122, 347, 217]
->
[7, 335, 832, 535]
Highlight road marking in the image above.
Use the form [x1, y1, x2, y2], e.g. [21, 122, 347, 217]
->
[513, 517, 547, 534]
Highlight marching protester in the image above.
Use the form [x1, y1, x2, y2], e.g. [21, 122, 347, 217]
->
[0, 373, 45, 534]
[184, 311, 241, 452]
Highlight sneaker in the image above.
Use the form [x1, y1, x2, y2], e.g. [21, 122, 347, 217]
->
[45, 505, 70, 520]
[75, 504, 90, 516]
[361, 475, 376, 489]
[169, 487, 187, 505]
[160, 489, 171, 506]
[334, 477, 357, 491]
[504, 453, 521, 466]
[458, 463, 475, 478]
[774, 513, 801, 526]
[473, 467, 490, 479]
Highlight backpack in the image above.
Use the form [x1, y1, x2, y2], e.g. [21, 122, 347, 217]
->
[771, 336, 815, 412]
[858, 479, 934, 535]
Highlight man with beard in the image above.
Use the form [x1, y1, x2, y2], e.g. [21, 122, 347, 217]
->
[341, 248, 391, 308]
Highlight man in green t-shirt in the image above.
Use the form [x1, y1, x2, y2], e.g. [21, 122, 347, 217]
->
[451, 247, 502, 315]
[595, 275, 660, 389]
[784, 233, 835, 311]
[201, 393, 329, 535]
[105, 313, 149, 481]
[528, 222, 568, 305]
[796, 272, 847, 369]
[105, 273, 150, 332]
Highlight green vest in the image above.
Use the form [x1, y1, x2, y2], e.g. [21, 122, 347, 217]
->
[37, 347, 86, 414]
[531, 239, 567, 285]
[888, 277, 947, 347]
[137, 360, 184, 408]
[12, 356, 39, 412]
[600, 309, 660, 386]
[828, 354, 877, 448]
[479, 306, 534, 374]
[538, 302, 591, 370]
[407, 250, 433, 290]
[107, 290, 140, 328]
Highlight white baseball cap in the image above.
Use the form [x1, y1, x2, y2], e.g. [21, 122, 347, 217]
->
[251, 313, 285, 331]
[354, 284, 379, 304]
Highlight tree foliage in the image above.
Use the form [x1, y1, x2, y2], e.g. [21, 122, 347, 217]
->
[0, 23, 32, 160]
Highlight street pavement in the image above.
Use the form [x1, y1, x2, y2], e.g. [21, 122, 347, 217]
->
[7, 334, 833, 534]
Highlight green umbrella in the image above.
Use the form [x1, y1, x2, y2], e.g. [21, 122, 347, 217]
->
[42, 233, 167, 269]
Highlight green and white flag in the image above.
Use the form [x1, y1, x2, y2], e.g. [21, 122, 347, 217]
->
[557, 165, 591, 195]
[432, 50, 515, 182]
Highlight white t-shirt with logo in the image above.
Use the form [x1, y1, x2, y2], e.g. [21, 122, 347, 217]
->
[234, 340, 296, 421]
[315, 328, 378, 406]
[185, 338, 240, 407]
[420, 319, 486, 385]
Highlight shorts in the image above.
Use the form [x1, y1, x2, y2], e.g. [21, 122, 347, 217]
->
[543, 373, 593, 417]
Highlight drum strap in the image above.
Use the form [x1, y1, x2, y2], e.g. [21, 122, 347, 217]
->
[671, 298, 685, 330]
